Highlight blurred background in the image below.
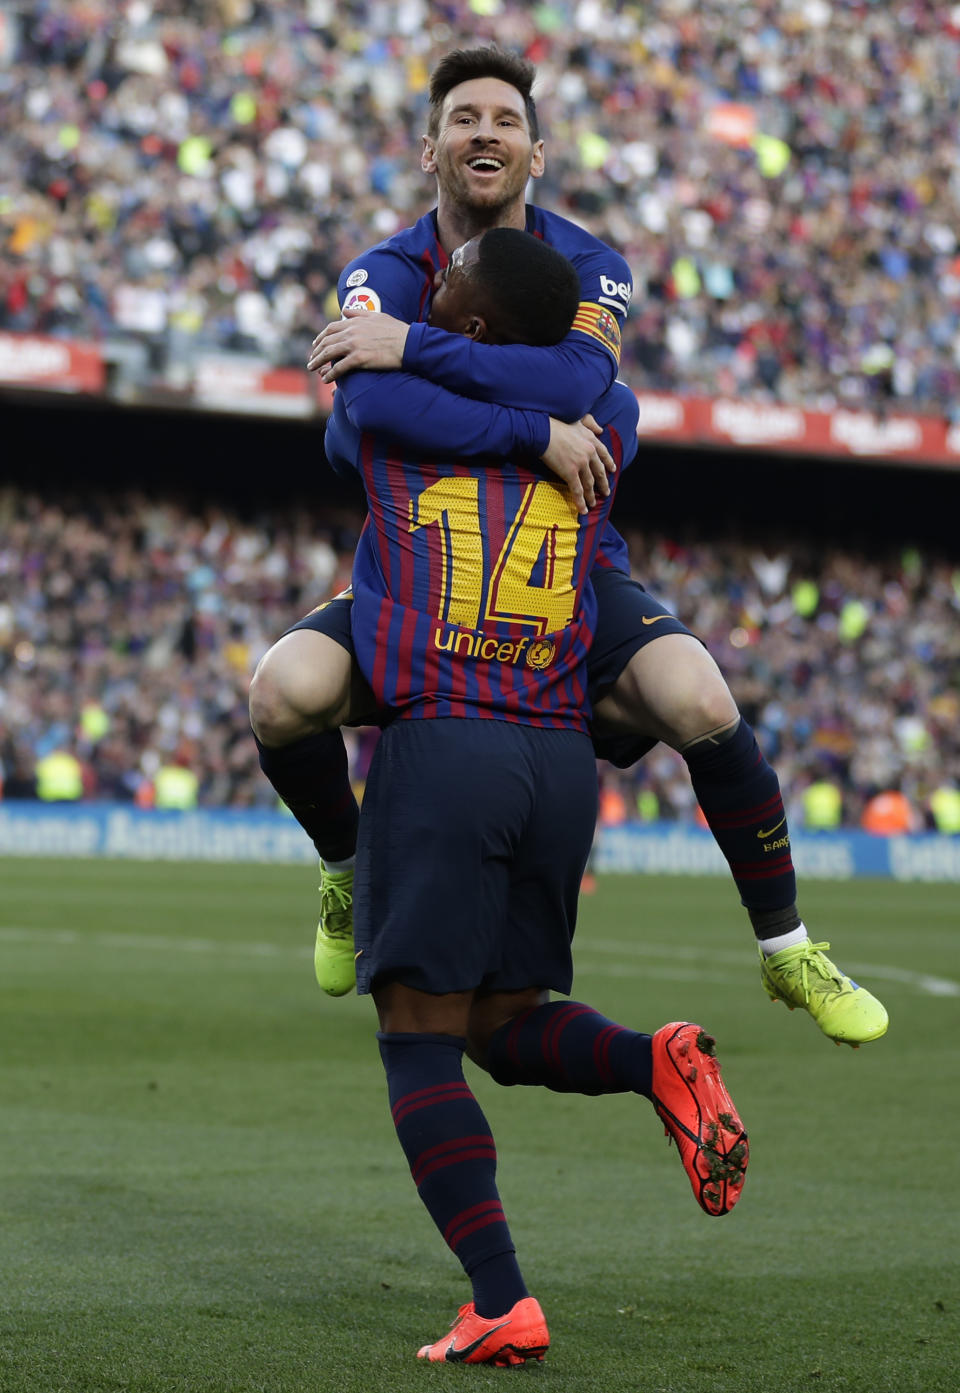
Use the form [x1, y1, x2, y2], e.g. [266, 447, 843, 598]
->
[2, 0, 959, 839]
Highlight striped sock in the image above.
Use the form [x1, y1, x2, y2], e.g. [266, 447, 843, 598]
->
[683, 718, 798, 927]
[254, 731, 359, 862]
[486, 1002, 653, 1097]
[378, 1032, 527, 1319]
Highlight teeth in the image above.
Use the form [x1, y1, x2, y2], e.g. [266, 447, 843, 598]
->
[469, 158, 503, 170]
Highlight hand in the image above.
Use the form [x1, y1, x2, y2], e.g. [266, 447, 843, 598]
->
[307, 309, 409, 381]
[541, 415, 615, 515]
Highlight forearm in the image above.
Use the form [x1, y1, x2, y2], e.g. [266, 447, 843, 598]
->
[338, 370, 550, 457]
[402, 323, 616, 419]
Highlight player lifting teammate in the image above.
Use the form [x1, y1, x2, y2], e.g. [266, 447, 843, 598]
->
[328, 225, 748, 1364]
[249, 45, 887, 1049]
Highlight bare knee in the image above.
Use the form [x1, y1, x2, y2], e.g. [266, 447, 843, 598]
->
[667, 658, 740, 752]
[595, 634, 739, 751]
[249, 630, 354, 746]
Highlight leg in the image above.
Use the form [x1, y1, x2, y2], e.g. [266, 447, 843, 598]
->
[462, 725, 747, 1219]
[597, 633, 800, 930]
[592, 612, 803, 928]
[358, 723, 551, 1364]
[249, 598, 374, 996]
[588, 573, 795, 921]
[592, 631, 739, 749]
[249, 619, 367, 863]
[249, 627, 360, 746]
[472, 991, 748, 1217]
[374, 999, 533, 1328]
[588, 572, 888, 1045]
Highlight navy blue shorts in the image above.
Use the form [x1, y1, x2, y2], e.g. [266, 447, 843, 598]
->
[285, 587, 354, 648]
[586, 567, 694, 767]
[353, 718, 598, 997]
[286, 570, 695, 767]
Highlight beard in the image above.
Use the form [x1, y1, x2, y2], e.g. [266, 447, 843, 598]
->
[435, 149, 531, 219]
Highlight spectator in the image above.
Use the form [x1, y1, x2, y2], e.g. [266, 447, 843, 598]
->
[153, 753, 200, 810]
[860, 788, 919, 836]
[34, 746, 84, 802]
[1, 2, 959, 416]
[929, 782, 960, 834]
[2, 485, 958, 824]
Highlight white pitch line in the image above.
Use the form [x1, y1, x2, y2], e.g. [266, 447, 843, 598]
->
[2, 925, 957, 997]
[576, 936, 960, 997]
[0, 925, 312, 960]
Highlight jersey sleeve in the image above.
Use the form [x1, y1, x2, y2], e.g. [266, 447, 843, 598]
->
[322, 392, 360, 478]
[336, 244, 429, 321]
[335, 245, 552, 456]
[592, 381, 640, 576]
[401, 245, 633, 420]
[337, 369, 550, 458]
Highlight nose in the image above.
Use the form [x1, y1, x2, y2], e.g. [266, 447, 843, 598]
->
[471, 113, 500, 142]
[433, 269, 444, 289]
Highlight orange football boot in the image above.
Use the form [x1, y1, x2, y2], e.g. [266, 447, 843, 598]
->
[651, 1021, 749, 1216]
[416, 1296, 549, 1366]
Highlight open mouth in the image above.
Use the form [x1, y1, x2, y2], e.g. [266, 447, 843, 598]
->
[467, 156, 505, 174]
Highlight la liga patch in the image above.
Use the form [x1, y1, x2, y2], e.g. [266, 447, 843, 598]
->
[341, 287, 382, 314]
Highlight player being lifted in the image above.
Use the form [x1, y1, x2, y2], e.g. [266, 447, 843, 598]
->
[249, 45, 887, 1048]
[330, 225, 748, 1365]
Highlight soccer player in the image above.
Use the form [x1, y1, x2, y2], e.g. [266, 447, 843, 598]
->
[331, 224, 748, 1365]
[249, 45, 887, 1048]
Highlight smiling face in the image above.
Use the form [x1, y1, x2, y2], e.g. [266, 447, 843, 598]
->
[421, 76, 545, 229]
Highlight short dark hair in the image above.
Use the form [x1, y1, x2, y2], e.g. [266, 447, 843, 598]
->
[472, 228, 579, 346]
[428, 46, 540, 141]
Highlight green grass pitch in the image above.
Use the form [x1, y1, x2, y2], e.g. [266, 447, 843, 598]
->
[1, 856, 957, 1392]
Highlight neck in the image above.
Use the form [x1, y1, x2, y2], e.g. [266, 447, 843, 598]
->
[435, 198, 528, 256]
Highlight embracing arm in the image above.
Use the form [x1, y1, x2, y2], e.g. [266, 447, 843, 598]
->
[399, 237, 631, 417]
[337, 368, 550, 458]
[401, 320, 617, 419]
[339, 371, 613, 514]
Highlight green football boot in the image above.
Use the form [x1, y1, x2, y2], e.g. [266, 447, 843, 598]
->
[314, 864, 356, 997]
[760, 939, 888, 1046]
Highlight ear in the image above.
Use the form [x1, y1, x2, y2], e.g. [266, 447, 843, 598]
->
[421, 134, 437, 174]
[528, 139, 545, 181]
[465, 316, 487, 342]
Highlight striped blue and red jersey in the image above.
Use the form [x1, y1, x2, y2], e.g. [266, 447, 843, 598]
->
[330, 206, 636, 576]
[326, 381, 639, 729]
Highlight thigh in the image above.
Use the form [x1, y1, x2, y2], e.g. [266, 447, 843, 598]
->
[354, 721, 595, 999]
[353, 719, 528, 997]
[587, 568, 695, 706]
[594, 633, 738, 751]
[497, 728, 598, 996]
[587, 568, 696, 767]
[249, 626, 372, 742]
[278, 590, 382, 728]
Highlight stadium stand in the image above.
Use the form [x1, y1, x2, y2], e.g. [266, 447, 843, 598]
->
[2, 0, 959, 417]
[0, 486, 956, 828]
[2, 3, 958, 831]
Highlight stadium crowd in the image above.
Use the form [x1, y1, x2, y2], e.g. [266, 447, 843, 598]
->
[1, 485, 957, 830]
[3, 0, 960, 415]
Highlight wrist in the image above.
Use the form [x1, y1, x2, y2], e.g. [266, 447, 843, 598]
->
[401, 320, 424, 371]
